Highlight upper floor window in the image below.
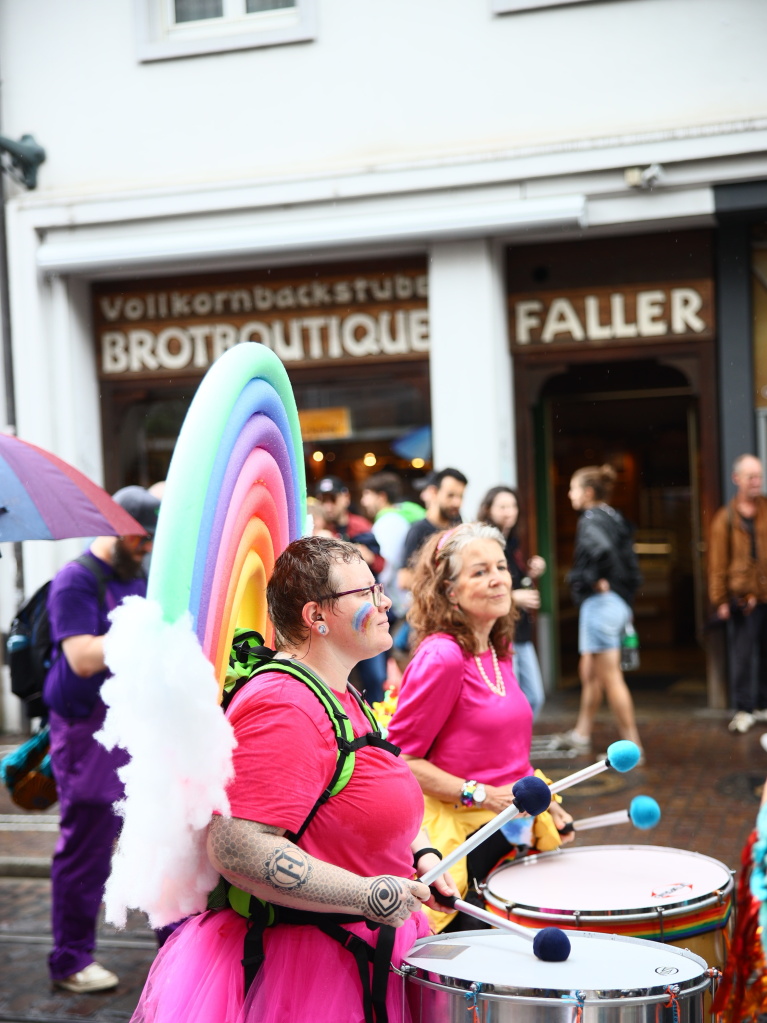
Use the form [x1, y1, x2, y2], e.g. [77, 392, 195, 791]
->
[135, 0, 317, 61]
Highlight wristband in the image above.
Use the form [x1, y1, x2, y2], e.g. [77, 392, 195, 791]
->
[413, 847, 442, 869]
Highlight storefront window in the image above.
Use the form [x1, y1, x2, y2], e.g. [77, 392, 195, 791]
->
[94, 258, 432, 500]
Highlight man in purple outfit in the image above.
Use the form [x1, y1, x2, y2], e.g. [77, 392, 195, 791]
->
[44, 486, 160, 994]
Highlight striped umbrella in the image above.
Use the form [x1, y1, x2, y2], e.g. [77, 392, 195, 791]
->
[0, 434, 146, 541]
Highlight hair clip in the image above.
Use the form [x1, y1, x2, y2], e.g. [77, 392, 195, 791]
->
[435, 527, 458, 558]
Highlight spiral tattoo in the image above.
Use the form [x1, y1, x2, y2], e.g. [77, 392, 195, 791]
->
[367, 876, 405, 919]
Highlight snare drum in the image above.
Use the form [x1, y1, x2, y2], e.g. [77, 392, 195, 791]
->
[399, 929, 711, 1022]
[483, 845, 733, 968]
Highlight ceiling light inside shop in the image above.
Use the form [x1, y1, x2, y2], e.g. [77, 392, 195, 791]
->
[312, 450, 324, 462]
[363, 452, 377, 467]
[411, 458, 425, 469]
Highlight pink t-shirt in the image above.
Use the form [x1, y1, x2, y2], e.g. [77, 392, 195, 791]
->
[225, 671, 424, 878]
[386, 633, 533, 786]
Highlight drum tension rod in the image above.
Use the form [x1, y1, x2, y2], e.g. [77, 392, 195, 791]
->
[655, 906, 665, 941]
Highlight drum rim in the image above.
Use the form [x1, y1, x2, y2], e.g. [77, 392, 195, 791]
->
[400, 929, 710, 1001]
[401, 969, 712, 1005]
[483, 843, 734, 921]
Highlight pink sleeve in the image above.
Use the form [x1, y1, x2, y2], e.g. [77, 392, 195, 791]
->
[386, 636, 465, 758]
[225, 677, 338, 833]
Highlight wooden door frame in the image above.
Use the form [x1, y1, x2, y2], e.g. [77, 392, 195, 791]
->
[513, 340, 720, 559]
[513, 341, 721, 705]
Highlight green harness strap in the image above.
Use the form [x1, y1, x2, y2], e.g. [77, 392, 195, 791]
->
[215, 629, 398, 919]
[211, 630, 401, 1021]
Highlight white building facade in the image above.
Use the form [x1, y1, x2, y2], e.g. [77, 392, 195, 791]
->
[1, 0, 766, 725]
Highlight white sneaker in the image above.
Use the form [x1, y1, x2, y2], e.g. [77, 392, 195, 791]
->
[752, 709, 767, 722]
[53, 962, 119, 993]
[760, 732, 767, 753]
[728, 711, 756, 734]
[547, 729, 592, 754]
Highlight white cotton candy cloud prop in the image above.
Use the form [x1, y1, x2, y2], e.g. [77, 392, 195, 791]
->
[96, 596, 237, 928]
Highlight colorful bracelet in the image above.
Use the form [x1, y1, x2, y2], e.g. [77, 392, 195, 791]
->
[460, 780, 478, 807]
[413, 847, 443, 869]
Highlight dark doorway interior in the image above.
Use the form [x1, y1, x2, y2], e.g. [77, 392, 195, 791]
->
[540, 360, 706, 688]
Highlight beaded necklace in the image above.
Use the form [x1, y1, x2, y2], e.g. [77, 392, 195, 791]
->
[474, 645, 506, 696]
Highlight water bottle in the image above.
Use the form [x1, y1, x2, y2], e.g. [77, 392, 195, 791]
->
[620, 622, 640, 672]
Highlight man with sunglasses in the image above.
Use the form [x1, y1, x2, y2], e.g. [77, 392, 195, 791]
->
[44, 485, 160, 994]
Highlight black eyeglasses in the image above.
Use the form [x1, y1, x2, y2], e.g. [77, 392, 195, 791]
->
[317, 583, 386, 607]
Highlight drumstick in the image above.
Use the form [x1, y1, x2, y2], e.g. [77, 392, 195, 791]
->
[428, 888, 571, 962]
[574, 795, 661, 833]
[548, 740, 642, 797]
[420, 741, 641, 887]
[419, 775, 551, 886]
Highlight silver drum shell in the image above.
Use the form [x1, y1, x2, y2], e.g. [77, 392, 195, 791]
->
[399, 930, 710, 1023]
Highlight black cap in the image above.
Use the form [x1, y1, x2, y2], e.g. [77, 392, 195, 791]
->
[315, 476, 348, 497]
[112, 485, 161, 535]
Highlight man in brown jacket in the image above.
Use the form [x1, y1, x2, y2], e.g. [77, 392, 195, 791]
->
[708, 453, 767, 733]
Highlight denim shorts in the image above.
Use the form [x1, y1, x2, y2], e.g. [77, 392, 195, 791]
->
[578, 591, 631, 654]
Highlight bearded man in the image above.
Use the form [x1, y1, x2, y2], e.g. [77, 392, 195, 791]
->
[43, 485, 160, 993]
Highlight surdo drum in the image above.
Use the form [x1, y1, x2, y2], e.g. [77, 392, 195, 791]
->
[397, 929, 712, 1022]
[483, 845, 733, 968]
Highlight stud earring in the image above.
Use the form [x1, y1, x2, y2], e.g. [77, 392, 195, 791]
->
[317, 624, 328, 635]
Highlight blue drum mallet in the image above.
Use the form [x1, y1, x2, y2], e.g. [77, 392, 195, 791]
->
[573, 795, 661, 833]
[428, 887, 572, 962]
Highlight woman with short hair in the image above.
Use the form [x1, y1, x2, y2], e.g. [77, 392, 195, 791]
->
[386, 522, 572, 932]
[131, 535, 456, 1023]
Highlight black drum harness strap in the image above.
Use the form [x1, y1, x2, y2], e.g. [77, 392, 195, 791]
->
[210, 630, 401, 1023]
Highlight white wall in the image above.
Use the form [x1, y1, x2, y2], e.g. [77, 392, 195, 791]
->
[0, 0, 765, 195]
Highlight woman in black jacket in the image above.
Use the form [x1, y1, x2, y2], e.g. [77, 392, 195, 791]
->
[552, 464, 644, 759]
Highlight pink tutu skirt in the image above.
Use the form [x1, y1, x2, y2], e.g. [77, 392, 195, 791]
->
[131, 908, 431, 1023]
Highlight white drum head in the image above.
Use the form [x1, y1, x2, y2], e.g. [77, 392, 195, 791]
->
[403, 930, 708, 999]
[485, 845, 732, 918]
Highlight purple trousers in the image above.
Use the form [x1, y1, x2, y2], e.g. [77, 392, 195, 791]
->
[48, 703, 127, 980]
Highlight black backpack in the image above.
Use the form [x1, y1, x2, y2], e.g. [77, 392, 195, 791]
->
[6, 553, 108, 718]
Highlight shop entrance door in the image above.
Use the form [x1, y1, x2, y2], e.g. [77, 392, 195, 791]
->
[536, 359, 707, 690]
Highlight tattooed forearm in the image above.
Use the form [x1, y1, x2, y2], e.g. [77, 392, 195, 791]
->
[207, 816, 427, 926]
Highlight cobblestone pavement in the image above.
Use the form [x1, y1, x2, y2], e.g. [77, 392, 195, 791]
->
[0, 681, 762, 1020]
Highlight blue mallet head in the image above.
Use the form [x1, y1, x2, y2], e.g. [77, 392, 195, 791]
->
[628, 795, 661, 830]
[533, 926, 571, 961]
[605, 740, 641, 773]
[512, 775, 551, 817]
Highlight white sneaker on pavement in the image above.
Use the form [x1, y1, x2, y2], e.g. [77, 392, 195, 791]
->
[547, 729, 592, 754]
[53, 962, 119, 994]
[728, 710, 756, 734]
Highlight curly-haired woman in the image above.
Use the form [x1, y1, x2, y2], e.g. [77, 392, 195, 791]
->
[386, 522, 572, 932]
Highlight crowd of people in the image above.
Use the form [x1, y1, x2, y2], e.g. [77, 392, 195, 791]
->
[38, 453, 767, 1020]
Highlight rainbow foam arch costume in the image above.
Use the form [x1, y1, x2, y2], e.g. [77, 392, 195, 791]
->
[96, 344, 307, 929]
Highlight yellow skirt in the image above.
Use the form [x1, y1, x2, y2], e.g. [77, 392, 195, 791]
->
[422, 772, 563, 933]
